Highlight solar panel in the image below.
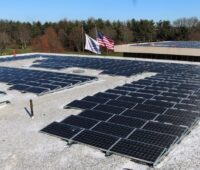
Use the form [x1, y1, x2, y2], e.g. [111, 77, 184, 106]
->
[155, 114, 197, 127]
[0, 66, 97, 95]
[153, 96, 181, 103]
[61, 115, 99, 129]
[134, 104, 167, 114]
[128, 92, 153, 99]
[93, 104, 125, 114]
[117, 96, 145, 104]
[128, 129, 177, 148]
[81, 96, 109, 104]
[144, 100, 175, 108]
[64, 100, 98, 110]
[105, 89, 129, 95]
[164, 109, 200, 119]
[174, 103, 200, 112]
[40, 122, 82, 140]
[79, 110, 113, 121]
[106, 100, 136, 109]
[110, 139, 166, 166]
[72, 130, 119, 150]
[143, 121, 188, 137]
[94, 92, 120, 99]
[108, 115, 146, 128]
[122, 109, 157, 120]
[92, 122, 134, 138]
[24, 86, 49, 95]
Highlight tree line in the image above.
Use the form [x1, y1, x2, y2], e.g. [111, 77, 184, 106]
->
[0, 17, 200, 54]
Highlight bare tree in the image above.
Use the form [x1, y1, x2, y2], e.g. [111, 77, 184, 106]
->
[68, 26, 83, 52]
[0, 32, 10, 54]
[18, 25, 31, 49]
[173, 17, 199, 28]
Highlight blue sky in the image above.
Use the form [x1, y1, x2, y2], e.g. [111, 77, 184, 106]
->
[0, 0, 199, 22]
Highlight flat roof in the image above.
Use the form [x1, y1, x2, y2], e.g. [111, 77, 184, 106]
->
[131, 41, 200, 49]
[0, 53, 200, 169]
[115, 41, 200, 57]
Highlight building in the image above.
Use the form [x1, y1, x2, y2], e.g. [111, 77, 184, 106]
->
[115, 41, 200, 61]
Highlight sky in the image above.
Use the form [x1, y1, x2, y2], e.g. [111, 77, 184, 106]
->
[0, 0, 199, 22]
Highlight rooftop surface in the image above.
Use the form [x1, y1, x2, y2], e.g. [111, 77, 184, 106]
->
[131, 41, 200, 49]
[0, 53, 200, 170]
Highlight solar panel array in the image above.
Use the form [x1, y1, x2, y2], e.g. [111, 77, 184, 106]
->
[131, 41, 200, 49]
[0, 55, 38, 63]
[41, 70, 200, 166]
[0, 67, 97, 95]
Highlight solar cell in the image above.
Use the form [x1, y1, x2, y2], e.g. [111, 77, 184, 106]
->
[110, 139, 166, 165]
[155, 114, 197, 127]
[117, 96, 145, 104]
[40, 122, 82, 139]
[108, 115, 146, 128]
[128, 92, 153, 99]
[81, 96, 109, 104]
[153, 96, 181, 103]
[105, 89, 129, 95]
[92, 122, 134, 138]
[134, 104, 167, 114]
[93, 104, 125, 114]
[144, 100, 174, 108]
[64, 100, 98, 110]
[72, 130, 119, 150]
[122, 109, 157, 120]
[94, 92, 120, 99]
[106, 100, 136, 109]
[61, 115, 99, 129]
[79, 110, 113, 121]
[143, 121, 188, 137]
[165, 109, 200, 118]
[128, 129, 177, 148]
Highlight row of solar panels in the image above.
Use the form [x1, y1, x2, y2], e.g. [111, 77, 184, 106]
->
[31, 55, 200, 77]
[131, 41, 200, 49]
[41, 73, 200, 166]
[0, 55, 38, 63]
[0, 67, 97, 95]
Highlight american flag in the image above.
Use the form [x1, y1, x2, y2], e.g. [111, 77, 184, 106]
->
[97, 32, 114, 50]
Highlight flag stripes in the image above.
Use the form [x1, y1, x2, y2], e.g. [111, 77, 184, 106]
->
[97, 32, 114, 50]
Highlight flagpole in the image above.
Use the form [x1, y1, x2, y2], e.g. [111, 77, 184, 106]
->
[82, 23, 84, 54]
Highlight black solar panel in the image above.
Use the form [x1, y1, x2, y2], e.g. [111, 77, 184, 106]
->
[128, 129, 177, 148]
[40, 122, 82, 139]
[110, 139, 166, 165]
[153, 96, 181, 103]
[122, 109, 157, 120]
[0, 66, 97, 95]
[164, 109, 200, 119]
[92, 122, 134, 138]
[93, 104, 125, 114]
[174, 103, 200, 112]
[134, 104, 166, 114]
[128, 92, 153, 99]
[144, 100, 174, 108]
[79, 110, 112, 121]
[105, 89, 129, 95]
[117, 96, 145, 104]
[94, 92, 120, 100]
[143, 121, 188, 137]
[106, 100, 136, 109]
[108, 115, 146, 128]
[64, 100, 98, 110]
[81, 96, 109, 104]
[72, 130, 119, 150]
[61, 115, 99, 129]
[155, 114, 197, 127]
